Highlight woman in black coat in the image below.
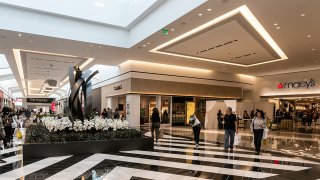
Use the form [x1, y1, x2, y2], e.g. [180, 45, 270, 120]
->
[151, 108, 160, 143]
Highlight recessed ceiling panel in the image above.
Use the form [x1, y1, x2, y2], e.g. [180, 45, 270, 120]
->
[151, 5, 287, 67]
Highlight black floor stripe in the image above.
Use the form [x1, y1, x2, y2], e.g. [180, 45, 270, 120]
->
[74, 157, 245, 180]
[0, 160, 23, 174]
[115, 151, 280, 174]
[24, 155, 91, 180]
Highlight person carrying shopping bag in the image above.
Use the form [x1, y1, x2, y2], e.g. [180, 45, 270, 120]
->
[189, 109, 204, 148]
[250, 110, 266, 155]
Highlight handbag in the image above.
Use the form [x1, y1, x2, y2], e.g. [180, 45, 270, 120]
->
[0, 129, 5, 140]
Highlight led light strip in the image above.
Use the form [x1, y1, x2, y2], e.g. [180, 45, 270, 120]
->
[122, 60, 212, 72]
[13, 49, 94, 97]
[13, 49, 27, 96]
[150, 5, 288, 67]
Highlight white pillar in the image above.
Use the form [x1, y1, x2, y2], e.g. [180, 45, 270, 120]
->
[126, 94, 140, 130]
[156, 95, 162, 112]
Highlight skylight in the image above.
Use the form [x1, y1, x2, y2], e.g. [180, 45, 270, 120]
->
[0, 0, 160, 27]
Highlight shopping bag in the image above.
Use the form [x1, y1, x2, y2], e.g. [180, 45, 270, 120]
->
[251, 135, 255, 147]
[16, 129, 23, 139]
[234, 133, 241, 145]
[263, 128, 268, 139]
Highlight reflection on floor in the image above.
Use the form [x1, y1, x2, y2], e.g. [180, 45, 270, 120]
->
[0, 130, 320, 179]
[159, 126, 320, 160]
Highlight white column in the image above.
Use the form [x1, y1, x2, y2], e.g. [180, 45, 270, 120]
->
[126, 94, 140, 130]
[156, 95, 162, 112]
[170, 96, 173, 125]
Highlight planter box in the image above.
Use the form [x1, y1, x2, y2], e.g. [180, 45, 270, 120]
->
[23, 137, 154, 160]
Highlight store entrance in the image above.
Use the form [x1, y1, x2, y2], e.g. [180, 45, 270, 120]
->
[270, 96, 320, 130]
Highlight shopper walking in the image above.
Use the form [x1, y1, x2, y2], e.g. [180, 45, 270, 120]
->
[250, 110, 266, 155]
[224, 107, 238, 152]
[107, 108, 112, 119]
[101, 108, 108, 119]
[2, 115, 12, 148]
[190, 109, 204, 148]
[113, 108, 120, 119]
[151, 108, 160, 144]
[217, 110, 223, 130]
[0, 113, 7, 163]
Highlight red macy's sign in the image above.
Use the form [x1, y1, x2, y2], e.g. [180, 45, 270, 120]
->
[277, 79, 316, 89]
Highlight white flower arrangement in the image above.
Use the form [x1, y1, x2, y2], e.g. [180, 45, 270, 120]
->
[41, 116, 130, 132]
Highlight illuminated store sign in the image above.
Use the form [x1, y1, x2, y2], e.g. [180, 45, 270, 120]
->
[277, 79, 316, 89]
[27, 98, 55, 103]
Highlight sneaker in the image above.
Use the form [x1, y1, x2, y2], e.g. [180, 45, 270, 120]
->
[230, 149, 234, 153]
[223, 149, 228, 152]
[255, 151, 259, 155]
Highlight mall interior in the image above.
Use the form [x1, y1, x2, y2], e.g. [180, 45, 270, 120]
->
[0, 0, 320, 179]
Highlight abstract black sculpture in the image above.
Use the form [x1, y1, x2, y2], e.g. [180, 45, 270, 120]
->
[67, 66, 99, 121]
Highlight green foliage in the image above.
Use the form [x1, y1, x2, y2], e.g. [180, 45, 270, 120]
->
[25, 124, 144, 144]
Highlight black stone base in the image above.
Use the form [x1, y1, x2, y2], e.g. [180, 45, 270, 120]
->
[23, 137, 154, 160]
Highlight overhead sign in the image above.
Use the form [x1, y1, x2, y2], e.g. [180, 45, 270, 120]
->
[27, 98, 55, 103]
[277, 79, 316, 89]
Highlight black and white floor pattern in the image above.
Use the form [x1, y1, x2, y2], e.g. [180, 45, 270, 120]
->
[0, 134, 319, 180]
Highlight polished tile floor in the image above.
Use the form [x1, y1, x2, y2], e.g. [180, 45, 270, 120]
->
[0, 128, 320, 179]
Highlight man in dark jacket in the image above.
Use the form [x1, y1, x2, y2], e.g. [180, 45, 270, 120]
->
[224, 107, 238, 152]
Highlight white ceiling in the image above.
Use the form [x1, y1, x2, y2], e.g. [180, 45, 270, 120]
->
[0, 0, 320, 98]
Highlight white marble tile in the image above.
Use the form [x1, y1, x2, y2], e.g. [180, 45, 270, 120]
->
[0, 155, 22, 167]
[100, 154, 277, 179]
[103, 166, 209, 180]
[145, 132, 186, 140]
[122, 150, 310, 171]
[156, 142, 251, 152]
[45, 154, 105, 180]
[0, 146, 22, 155]
[0, 155, 71, 180]
[154, 146, 320, 165]
[158, 138, 217, 146]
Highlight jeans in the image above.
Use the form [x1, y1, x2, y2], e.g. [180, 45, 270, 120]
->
[192, 126, 201, 145]
[224, 130, 235, 149]
[151, 122, 160, 142]
[253, 129, 264, 153]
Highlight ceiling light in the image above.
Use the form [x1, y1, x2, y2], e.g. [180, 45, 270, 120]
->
[147, 42, 150, 45]
[142, 44, 146, 47]
[94, 2, 105, 7]
[18, 33, 22, 37]
[307, 35, 311, 38]
[312, 49, 316, 51]
[207, 8, 212, 12]
[274, 23, 278, 26]
[301, 13, 306, 17]
[29, 40, 33, 43]
[198, 13, 203, 16]
[276, 26, 280, 30]
[171, 28, 175, 31]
